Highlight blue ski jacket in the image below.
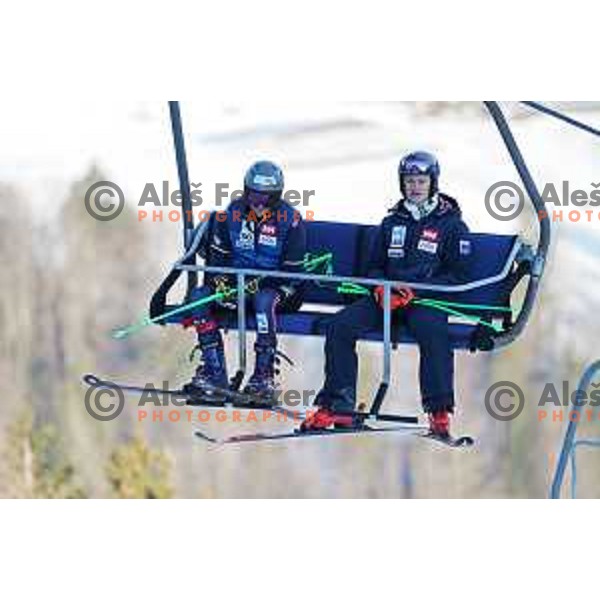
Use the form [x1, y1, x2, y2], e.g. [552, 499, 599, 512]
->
[367, 193, 472, 286]
[202, 199, 307, 296]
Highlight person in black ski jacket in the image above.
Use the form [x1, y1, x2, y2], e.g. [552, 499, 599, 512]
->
[302, 152, 471, 438]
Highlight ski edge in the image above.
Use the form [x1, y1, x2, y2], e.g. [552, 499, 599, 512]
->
[82, 373, 302, 418]
[194, 424, 428, 446]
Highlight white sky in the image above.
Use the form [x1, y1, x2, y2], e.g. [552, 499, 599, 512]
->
[1, 101, 599, 241]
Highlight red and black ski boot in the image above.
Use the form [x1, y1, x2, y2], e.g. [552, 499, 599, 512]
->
[300, 408, 358, 432]
[428, 410, 451, 439]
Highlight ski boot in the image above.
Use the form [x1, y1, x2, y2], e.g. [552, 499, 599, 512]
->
[184, 333, 229, 403]
[242, 342, 280, 407]
[300, 408, 358, 432]
[428, 410, 451, 439]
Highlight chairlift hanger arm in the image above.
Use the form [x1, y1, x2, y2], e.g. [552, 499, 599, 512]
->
[521, 101, 600, 139]
[484, 101, 552, 349]
[168, 101, 197, 296]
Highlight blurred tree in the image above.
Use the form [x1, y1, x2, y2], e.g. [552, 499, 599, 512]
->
[106, 431, 173, 499]
[1, 408, 86, 499]
[0, 184, 34, 424]
[52, 166, 153, 492]
[58, 165, 149, 378]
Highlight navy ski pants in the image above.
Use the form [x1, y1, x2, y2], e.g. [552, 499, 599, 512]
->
[189, 285, 291, 346]
[316, 296, 455, 414]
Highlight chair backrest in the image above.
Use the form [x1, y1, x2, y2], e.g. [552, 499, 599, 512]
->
[439, 233, 519, 312]
[303, 221, 519, 314]
[304, 221, 372, 305]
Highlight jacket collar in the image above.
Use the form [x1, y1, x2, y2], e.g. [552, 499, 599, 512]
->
[391, 193, 462, 222]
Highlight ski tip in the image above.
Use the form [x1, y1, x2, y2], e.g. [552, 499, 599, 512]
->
[83, 374, 102, 387]
[420, 432, 476, 449]
[194, 431, 222, 445]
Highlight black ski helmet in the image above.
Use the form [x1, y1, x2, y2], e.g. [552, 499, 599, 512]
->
[244, 161, 285, 203]
[398, 151, 441, 198]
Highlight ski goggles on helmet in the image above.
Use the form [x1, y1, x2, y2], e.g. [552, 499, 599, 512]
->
[401, 157, 435, 176]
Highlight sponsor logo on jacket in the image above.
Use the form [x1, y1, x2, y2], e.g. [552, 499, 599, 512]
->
[421, 228, 440, 242]
[236, 221, 254, 249]
[391, 226, 407, 248]
[417, 240, 439, 254]
[258, 234, 277, 247]
[261, 224, 277, 236]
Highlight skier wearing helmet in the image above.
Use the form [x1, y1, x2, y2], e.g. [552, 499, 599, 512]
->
[303, 152, 471, 438]
[183, 160, 306, 404]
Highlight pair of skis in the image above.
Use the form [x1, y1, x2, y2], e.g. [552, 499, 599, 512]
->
[82, 374, 301, 420]
[82, 374, 475, 448]
[194, 426, 475, 448]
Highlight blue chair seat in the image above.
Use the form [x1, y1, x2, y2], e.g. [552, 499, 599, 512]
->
[215, 310, 480, 349]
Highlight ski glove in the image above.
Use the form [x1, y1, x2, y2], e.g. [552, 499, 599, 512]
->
[374, 285, 415, 310]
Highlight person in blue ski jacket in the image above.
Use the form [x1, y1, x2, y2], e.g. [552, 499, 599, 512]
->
[184, 161, 307, 404]
[302, 152, 472, 438]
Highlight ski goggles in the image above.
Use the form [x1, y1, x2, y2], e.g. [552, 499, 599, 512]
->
[246, 190, 274, 210]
